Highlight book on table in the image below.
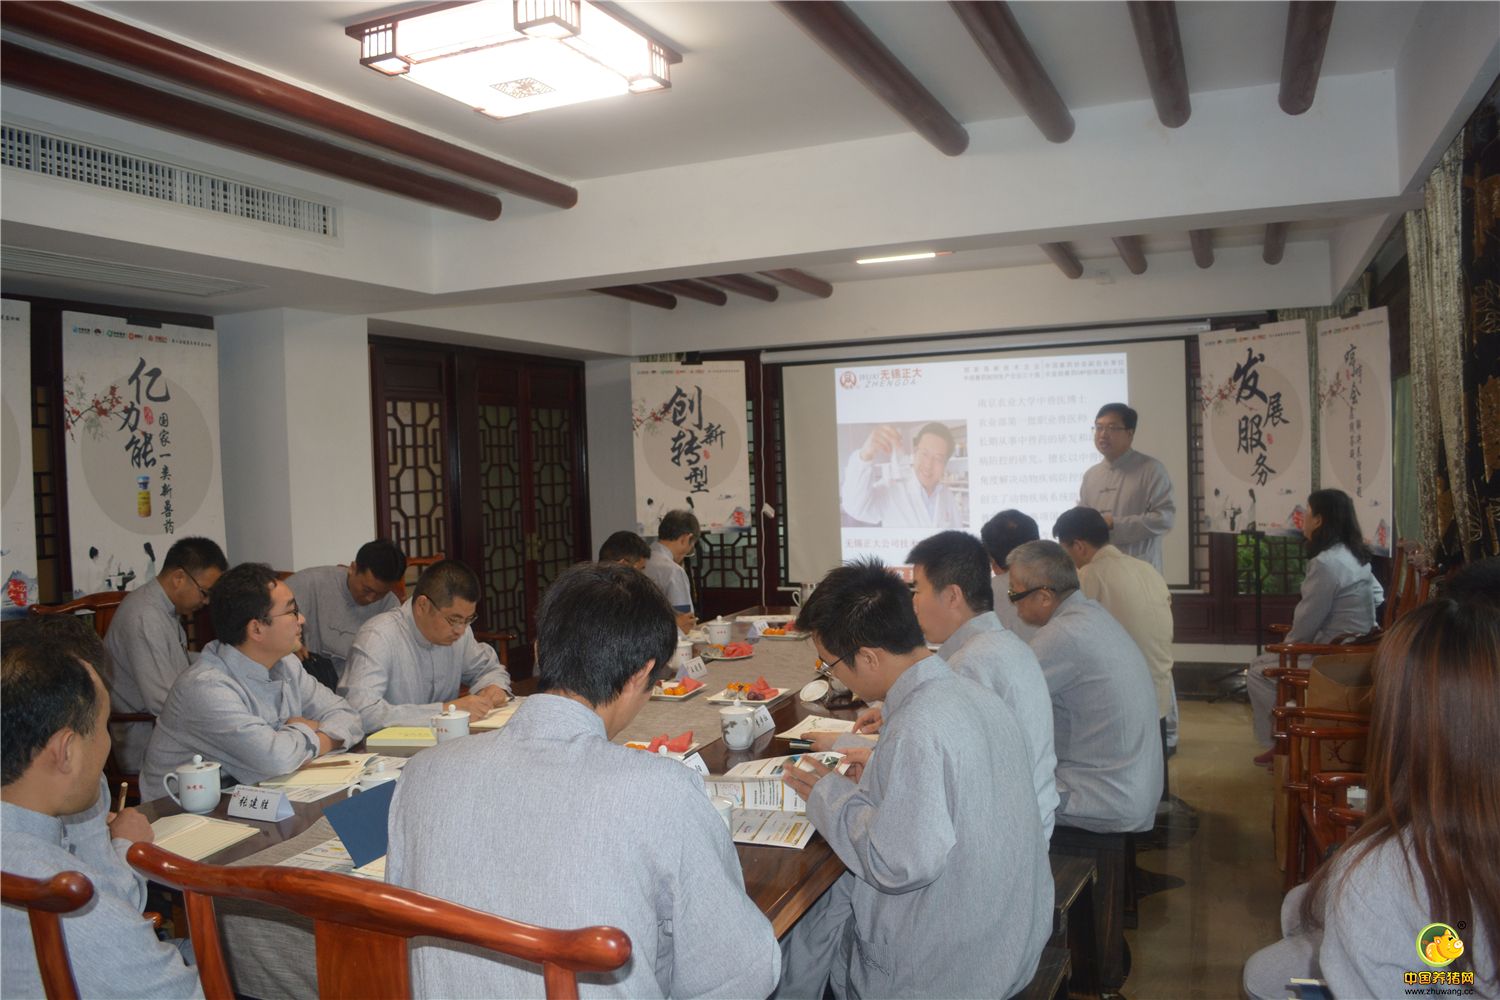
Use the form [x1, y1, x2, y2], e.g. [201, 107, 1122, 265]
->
[260, 752, 373, 788]
[150, 814, 261, 860]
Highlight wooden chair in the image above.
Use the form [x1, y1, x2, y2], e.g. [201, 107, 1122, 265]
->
[392, 553, 444, 602]
[127, 843, 631, 1000]
[1277, 709, 1370, 889]
[29, 593, 149, 802]
[28, 592, 127, 638]
[0, 870, 95, 1000]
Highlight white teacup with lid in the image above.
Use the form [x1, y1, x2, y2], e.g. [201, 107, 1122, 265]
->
[164, 754, 221, 814]
[704, 617, 733, 646]
[431, 704, 470, 743]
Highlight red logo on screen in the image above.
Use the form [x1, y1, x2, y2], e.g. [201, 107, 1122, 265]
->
[839, 371, 858, 389]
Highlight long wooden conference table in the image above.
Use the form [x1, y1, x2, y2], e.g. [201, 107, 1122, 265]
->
[140, 612, 857, 999]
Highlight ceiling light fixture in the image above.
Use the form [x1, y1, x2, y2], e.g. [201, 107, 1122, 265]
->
[855, 251, 952, 265]
[347, 1, 671, 119]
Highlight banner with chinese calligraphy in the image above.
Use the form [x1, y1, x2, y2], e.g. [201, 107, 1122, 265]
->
[1198, 321, 1312, 536]
[2, 299, 38, 616]
[1317, 308, 1394, 555]
[62, 312, 224, 595]
[631, 361, 750, 534]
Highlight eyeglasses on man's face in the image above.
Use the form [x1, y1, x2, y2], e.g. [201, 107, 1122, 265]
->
[1006, 585, 1053, 604]
[262, 599, 301, 623]
[185, 570, 213, 602]
[1092, 423, 1129, 435]
[813, 654, 847, 679]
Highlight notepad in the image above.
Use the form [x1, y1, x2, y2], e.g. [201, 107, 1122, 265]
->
[260, 753, 373, 787]
[151, 814, 260, 861]
[775, 716, 856, 740]
[365, 726, 436, 747]
[470, 698, 524, 731]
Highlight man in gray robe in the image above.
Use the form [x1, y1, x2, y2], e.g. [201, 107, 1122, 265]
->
[645, 509, 699, 632]
[1079, 403, 1175, 574]
[388, 561, 779, 998]
[142, 563, 362, 797]
[286, 539, 406, 679]
[2, 616, 201, 999]
[778, 559, 1052, 1000]
[338, 559, 511, 732]
[1007, 541, 1163, 834]
[907, 530, 1059, 839]
[980, 508, 1040, 642]
[103, 536, 227, 771]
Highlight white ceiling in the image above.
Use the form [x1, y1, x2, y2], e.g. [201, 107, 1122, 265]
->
[92, 1, 1425, 179]
[1, 1, 1493, 331]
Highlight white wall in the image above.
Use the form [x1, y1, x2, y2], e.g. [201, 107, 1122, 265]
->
[217, 308, 375, 570]
[584, 358, 638, 552]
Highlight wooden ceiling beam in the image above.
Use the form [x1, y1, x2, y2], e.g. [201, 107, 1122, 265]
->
[1189, 229, 1214, 269]
[1263, 223, 1288, 265]
[594, 285, 678, 309]
[0, 42, 502, 220]
[948, 1, 1074, 143]
[775, 1, 969, 156]
[1112, 235, 1148, 275]
[0, 0, 578, 209]
[1279, 2, 1337, 116]
[648, 280, 728, 306]
[760, 269, 834, 298]
[703, 275, 780, 302]
[1125, 1, 1191, 128]
[1040, 243, 1083, 280]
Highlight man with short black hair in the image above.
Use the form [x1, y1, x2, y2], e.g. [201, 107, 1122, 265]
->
[1054, 506, 1175, 757]
[103, 536, 228, 771]
[1006, 540, 1162, 834]
[906, 530, 1059, 838]
[287, 539, 407, 680]
[338, 559, 511, 732]
[777, 559, 1051, 1000]
[980, 508, 1041, 641]
[597, 530, 651, 569]
[1079, 403, 1175, 573]
[645, 509, 699, 631]
[841, 421, 962, 528]
[142, 563, 362, 796]
[2, 617, 201, 999]
[389, 562, 779, 997]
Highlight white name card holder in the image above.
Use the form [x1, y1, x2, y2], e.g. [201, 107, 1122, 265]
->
[681, 752, 710, 776]
[751, 705, 776, 738]
[683, 656, 709, 681]
[749, 620, 771, 638]
[227, 784, 294, 821]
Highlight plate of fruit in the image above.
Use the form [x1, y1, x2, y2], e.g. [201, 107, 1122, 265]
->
[706, 676, 783, 703]
[702, 641, 756, 661]
[650, 677, 705, 701]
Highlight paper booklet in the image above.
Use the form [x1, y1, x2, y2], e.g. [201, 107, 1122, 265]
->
[260, 753, 373, 788]
[705, 752, 845, 814]
[731, 809, 818, 850]
[150, 814, 260, 861]
[276, 837, 387, 881]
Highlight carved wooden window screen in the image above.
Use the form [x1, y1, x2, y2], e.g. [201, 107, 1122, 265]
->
[384, 398, 448, 560]
[478, 402, 525, 645]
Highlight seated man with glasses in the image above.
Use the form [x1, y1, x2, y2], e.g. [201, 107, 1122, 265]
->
[1006, 540, 1162, 835]
[103, 536, 228, 773]
[338, 560, 511, 732]
[1079, 402, 1175, 574]
[141, 563, 363, 797]
[777, 559, 1051, 1000]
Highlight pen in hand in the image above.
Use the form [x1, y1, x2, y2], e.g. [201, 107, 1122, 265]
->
[116, 781, 128, 812]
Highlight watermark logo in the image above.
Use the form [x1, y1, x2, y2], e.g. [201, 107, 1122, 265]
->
[838, 370, 858, 390]
[1417, 923, 1465, 968]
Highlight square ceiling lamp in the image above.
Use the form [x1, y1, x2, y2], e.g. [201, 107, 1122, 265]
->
[351, 0, 671, 118]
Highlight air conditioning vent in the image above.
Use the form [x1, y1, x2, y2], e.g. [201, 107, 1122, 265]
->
[1, 246, 263, 298]
[1, 124, 337, 237]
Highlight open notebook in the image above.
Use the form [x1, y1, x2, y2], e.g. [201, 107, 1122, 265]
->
[150, 814, 260, 861]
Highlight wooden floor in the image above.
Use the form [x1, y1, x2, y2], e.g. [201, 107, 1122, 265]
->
[1122, 696, 1284, 1000]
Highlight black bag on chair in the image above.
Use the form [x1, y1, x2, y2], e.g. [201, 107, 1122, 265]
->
[302, 651, 339, 691]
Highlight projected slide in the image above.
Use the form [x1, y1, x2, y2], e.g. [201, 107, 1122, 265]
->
[835, 354, 1128, 566]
